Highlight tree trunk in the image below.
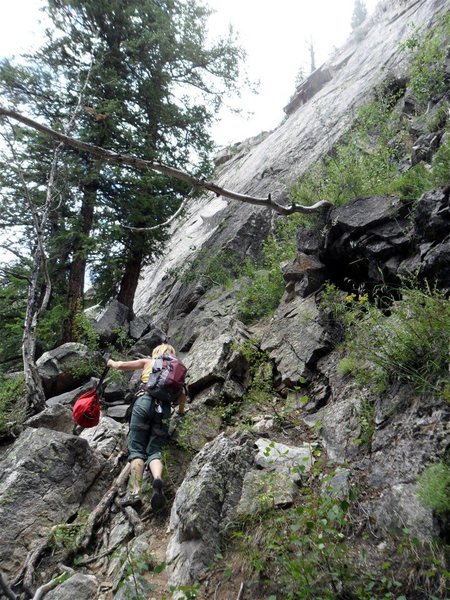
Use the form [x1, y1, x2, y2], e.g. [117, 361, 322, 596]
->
[22, 249, 47, 413]
[62, 169, 98, 342]
[117, 246, 144, 312]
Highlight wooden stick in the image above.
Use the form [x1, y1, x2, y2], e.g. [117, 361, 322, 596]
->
[236, 581, 245, 600]
[0, 105, 332, 217]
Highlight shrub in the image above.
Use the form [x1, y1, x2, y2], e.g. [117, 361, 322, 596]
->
[388, 163, 432, 202]
[0, 374, 26, 433]
[417, 462, 450, 516]
[332, 284, 450, 395]
[237, 214, 304, 324]
[405, 14, 450, 108]
[431, 133, 450, 186]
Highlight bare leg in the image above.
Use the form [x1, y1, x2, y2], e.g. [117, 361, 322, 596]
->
[148, 458, 163, 480]
[130, 458, 145, 494]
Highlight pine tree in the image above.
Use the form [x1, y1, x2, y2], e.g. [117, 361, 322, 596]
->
[351, 0, 367, 30]
[1, 0, 245, 343]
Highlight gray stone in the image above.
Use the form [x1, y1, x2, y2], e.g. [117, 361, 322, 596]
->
[25, 403, 74, 434]
[106, 404, 130, 420]
[129, 314, 152, 339]
[129, 327, 167, 356]
[371, 483, 437, 542]
[93, 299, 130, 343]
[255, 438, 314, 477]
[183, 318, 250, 393]
[80, 416, 127, 457]
[191, 382, 224, 407]
[166, 432, 255, 589]
[297, 226, 325, 255]
[237, 470, 296, 516]
[103, 380, 128, 403]
[261, 296, 330, 385]
[37, 343, 94, 397]
[46, 378, 99, 407]
[110, 533, 151, 592]
[45, 574, 98, 600]
[321, 469, 351, 500]
[0, 428, 106, 577]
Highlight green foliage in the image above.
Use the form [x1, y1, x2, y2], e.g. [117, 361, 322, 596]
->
[168, 248, 237, 291]
[324, 283, 450, 396]
[37, 303, 69, 351]
[50, 510, 88, 552]
[402, 14, 450, 108]
[231, 483, 353, 599]
[237, 214, 303, 324]
[240, 340, 273, 406]
[431, 133, 450, 187]
[0, 374, 26, 433]
[417, 462, 450, 516]
[355, 398, 375, 447]
[388, 163, 432, 202]
[290, 88, 402, 207]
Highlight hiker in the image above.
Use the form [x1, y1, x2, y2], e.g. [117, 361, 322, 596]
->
[107, 343, 186, 510]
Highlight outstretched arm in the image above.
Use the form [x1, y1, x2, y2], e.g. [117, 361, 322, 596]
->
[107, 358, 150, 371]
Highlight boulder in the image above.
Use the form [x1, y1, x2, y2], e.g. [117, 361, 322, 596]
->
[237, 470, 296, 516]
[166, 432, 255, 589]
[46, 378, 99, 407]
[129, 327, 167, 356]
[370, 483, 437, 542]
[183, 318, 250, 394]
[261, 296, 330, 385]
[45, 574, 98, 600]
[80, 416, 127, 457]
[25, 403, 74, 434]
[0, 428, 106, 577]
[255, 438, 314, 477]
[93, 299, 130, 343]
[283, 253, 327, 299]
[37, 343, 94, 397]
[129, 314, 152, 340]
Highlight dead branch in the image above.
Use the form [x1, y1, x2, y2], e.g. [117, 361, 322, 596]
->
[32, 565, 75, 600]
[0, 571, 17, 600]
[13, 538, 51, 595]
[77, 463, 131, 552]
[236, 581, 245, 600]
[0, 105, 332, 217]
[74, 537, 126, 566]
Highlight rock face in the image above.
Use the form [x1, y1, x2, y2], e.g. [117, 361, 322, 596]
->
[0, 428, 106, 577]
[134, 0, 447, 321]
[261, 296, 331, 385]
[166, 432, 255, 589]
[322, 190, 450, 289]
[45, 574, 98, 600]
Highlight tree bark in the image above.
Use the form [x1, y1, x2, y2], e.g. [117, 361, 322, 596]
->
[62, 173, 98, 342]
[117, 246, 144, 311]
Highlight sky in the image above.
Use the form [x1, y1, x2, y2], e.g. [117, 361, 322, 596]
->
[0, 0, 379, 147]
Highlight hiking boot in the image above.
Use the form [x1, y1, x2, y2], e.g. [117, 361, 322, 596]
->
[120, 491, 142, 509]
[151, 478, 165, 511]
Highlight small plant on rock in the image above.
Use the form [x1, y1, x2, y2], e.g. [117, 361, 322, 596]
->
[417, 461, 450, 516]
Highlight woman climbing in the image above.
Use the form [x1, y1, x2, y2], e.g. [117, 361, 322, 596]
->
[107, 343, 187, 510]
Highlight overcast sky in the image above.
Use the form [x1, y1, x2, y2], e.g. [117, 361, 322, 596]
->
[0, 0, 379, 146]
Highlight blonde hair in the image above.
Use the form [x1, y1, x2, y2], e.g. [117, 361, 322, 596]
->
[152, 343, 176, 358]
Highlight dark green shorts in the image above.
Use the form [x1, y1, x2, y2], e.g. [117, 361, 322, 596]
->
[128, 394, 171, 464]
